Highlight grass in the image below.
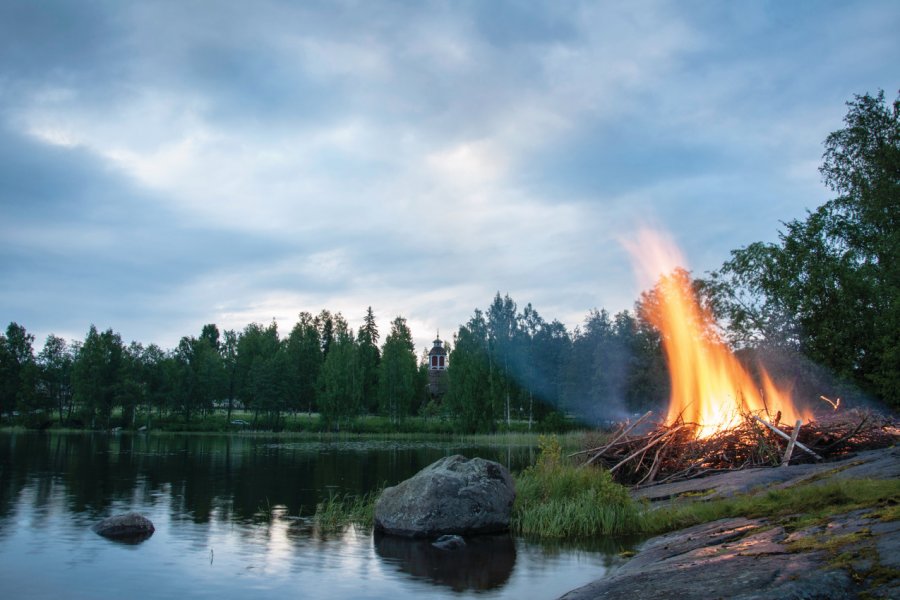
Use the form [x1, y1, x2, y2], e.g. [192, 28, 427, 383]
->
[271, 434, 900, 539]
[510, 435, 900, 539]
[4, 409, 590, 438]
[2, 420, 589, 451]
[265, 467, 899, 540]
[511, 436, 644, 537]
[641, 477, 900, 535]
[313, 491, 379, 531]
[511, 467, 899, 539]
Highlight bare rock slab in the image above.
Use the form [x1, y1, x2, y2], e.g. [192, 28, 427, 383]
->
[559, 517, 854, 600]
[92, 511, 155, 542]
[375, 455, 515, 538]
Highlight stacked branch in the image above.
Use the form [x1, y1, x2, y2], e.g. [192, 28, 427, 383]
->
[573, 408, 898, 486]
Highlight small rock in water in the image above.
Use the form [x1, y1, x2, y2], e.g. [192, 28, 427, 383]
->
[92, 511, 155, 542]
[432, 535, 466, 550]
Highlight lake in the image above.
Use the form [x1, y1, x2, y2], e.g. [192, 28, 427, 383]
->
[0, 431, 634, 599]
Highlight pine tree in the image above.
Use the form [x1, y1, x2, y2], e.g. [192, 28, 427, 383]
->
[357, 307, 381, 413]
[378, 316, 417, 425]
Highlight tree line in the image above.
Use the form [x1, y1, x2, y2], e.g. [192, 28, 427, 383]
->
[0, 296, 669, 432]
[0, 308, 425, 431]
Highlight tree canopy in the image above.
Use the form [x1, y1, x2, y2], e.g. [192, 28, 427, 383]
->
[703, 90, 899, 407]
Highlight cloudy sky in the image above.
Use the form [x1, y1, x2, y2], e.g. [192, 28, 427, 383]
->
[1, 0, 897, 354]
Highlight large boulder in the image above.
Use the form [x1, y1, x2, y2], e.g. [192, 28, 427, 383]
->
[92, 512, 155, 541]
[374, 455, 515, 538]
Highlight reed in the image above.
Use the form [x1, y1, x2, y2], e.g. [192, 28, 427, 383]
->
[313, 491, 379, 531]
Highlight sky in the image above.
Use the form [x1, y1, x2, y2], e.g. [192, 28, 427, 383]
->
[1, 0, 897, 355]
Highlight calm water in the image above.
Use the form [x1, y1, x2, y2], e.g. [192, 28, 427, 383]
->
[0, 432, 634, 599]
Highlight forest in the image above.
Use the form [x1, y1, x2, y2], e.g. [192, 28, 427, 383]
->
[1, 91, 897, 433]
[0, 299, 668, 433]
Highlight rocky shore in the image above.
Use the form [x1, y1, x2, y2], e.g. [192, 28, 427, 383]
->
[560, 447, 899, 600]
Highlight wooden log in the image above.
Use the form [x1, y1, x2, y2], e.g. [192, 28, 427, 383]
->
[752, 416, 822, 460]
[781, 419, 802, 466]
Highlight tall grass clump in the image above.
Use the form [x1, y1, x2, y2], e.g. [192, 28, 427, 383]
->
[313, 491, 379, 531]
[512, 435, 643, 538]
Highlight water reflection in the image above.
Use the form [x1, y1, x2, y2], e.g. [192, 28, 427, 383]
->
[0, 432, 633, 600]
[375, 533, 516, 591]
[0, 431, 536, 524]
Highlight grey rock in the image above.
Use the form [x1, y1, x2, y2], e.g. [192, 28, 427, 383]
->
[375, 455, 515, 538]
[559, 517, 853, 600]
[432, 534, 466, 550]
[92, 511, 155, 541]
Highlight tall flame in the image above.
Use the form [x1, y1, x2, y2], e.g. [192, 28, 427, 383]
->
[625, 229, 810, 438]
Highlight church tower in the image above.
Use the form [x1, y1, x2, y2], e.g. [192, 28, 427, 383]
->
[427, 335, 448, 398]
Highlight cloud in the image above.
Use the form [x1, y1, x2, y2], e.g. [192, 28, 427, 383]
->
[1, 0, 898, 353]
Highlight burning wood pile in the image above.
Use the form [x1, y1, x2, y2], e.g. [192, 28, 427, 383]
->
[574, 408, 898, 486]
[590, 229, 899, 486]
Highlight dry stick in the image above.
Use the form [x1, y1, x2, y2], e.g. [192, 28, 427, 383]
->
[637, 438, 671, 486]
[568, 422, 626, 458]
[609, 426, 683, 474]
[581, 411, 654, 466]
[821, 415, 869, 452]
[751, 416, 823, 460]
[781, 419, 803, 466]
[759, 388, 771, 422]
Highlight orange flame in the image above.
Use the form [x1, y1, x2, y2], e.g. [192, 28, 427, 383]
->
[625, 229, 810, 438]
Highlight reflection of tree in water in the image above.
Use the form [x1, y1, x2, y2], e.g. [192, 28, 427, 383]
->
[375, 533, 516, 592]
[0, 432, 536, 528]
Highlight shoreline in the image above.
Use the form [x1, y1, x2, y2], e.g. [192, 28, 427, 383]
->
[558, 447, 900, 599]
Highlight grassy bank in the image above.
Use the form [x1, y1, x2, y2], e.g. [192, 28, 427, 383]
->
[640, 477, 900, 534]
[301, 473, 899, 538]
[1, 421, 589, 452]
[512, 437, 899, 538]
[5, 410, 586, 437]
[310, 437, 899, 540]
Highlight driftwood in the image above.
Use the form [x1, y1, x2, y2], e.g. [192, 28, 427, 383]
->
[781, 419, 803, 466]
[580, 408, 897, 486]
[751, 416, 823, 460]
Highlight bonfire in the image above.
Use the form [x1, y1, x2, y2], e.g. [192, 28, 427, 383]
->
[578, 230, 898, 486]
